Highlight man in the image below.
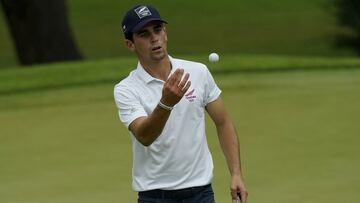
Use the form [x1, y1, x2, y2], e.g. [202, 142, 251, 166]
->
[114, 5, 248, 203]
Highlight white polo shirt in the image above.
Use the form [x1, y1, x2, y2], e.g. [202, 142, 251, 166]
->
[114, 56, 221, 192]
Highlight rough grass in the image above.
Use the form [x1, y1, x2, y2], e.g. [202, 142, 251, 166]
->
[1, 54, 360, 95]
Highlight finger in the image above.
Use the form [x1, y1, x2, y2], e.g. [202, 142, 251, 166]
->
[167, 69, 180, 86]
[178, 73, 189, 88]
[182, 80, 191, 93]
[174, 69, 184, 85]
[240, 191, 248, 203]
[230, 190, 238, 202]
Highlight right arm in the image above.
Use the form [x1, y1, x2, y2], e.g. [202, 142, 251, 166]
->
[129, 69, 191, 146]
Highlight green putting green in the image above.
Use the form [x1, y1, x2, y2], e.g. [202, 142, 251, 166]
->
[1, 55, 360, 202]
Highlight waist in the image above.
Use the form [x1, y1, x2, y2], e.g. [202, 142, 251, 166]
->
[138, 184, 212, 200]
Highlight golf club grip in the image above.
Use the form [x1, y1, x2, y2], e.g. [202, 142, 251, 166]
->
[237, 193, 241, 203]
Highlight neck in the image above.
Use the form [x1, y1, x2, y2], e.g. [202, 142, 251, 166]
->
[140, 56, 171, 81]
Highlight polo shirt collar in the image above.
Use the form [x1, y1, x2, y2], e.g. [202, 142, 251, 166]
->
[136, 62, 154, 83]
[136, 55, 178, 84]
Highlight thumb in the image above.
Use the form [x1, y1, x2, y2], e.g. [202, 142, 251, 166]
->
[231, 190, 238, 202]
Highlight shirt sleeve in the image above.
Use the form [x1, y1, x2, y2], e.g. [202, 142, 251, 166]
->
[114, 84, 148, 129]
[203, 66, 222, 105]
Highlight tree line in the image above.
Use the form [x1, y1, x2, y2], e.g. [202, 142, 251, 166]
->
[0, 0, 82, 66]
[333, 0, 360, 54]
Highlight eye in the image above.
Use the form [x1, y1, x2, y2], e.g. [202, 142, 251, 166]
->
[154, 26, 163, 33]
[138, 32, 149, 38]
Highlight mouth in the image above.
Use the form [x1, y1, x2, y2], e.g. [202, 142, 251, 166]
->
[152, 46, 162, 51]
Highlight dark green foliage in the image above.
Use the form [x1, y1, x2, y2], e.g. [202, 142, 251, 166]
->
[334, 0, 360, 54]
[0, 0, 83, 66]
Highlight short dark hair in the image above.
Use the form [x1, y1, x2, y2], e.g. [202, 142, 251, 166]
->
[125, 33, 134, 41]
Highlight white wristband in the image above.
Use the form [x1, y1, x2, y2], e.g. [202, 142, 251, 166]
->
[158, 101, 173, 111]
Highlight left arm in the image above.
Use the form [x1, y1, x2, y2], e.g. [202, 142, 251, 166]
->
[206, 97, 248, 203]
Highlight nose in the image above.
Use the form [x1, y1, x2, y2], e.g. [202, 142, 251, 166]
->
[150, 32, 159, 43]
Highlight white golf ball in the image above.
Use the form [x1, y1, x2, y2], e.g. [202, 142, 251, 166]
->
[209, 52, 219, 62]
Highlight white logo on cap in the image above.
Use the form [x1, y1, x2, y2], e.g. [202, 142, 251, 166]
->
[134, 6, 152, 19]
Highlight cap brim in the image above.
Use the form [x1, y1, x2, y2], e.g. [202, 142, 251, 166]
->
[131, 18, 167, 33]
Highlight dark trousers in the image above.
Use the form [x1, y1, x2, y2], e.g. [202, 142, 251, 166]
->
[138, 184, 215, 203]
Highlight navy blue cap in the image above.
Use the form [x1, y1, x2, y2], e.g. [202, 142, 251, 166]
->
[122, 5, 167, 39]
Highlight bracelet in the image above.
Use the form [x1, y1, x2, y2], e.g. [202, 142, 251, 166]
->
[158, 101, 173, 111]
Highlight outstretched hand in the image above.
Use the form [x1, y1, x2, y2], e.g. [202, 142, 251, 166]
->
[161, 68, 191, 107]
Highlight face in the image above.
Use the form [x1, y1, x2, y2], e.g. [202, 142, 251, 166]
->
[125, 21, 168, 63]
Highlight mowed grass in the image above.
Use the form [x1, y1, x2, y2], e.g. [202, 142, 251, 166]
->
[1, 56, 360, 203]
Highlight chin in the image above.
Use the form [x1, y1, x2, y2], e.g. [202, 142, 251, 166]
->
[151, 53, 166, 61]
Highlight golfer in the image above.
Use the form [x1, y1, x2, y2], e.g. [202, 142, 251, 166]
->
[114, 5, 248, 203]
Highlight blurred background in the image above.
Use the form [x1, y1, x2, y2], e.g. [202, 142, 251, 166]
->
[1, 0, 360, 203]
[0, 0, 359, 68]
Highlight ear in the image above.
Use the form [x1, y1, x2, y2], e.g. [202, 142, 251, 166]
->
[125, 39, 135, 52]
[163, 26, 167, 42]
[163, 27, 168, 42]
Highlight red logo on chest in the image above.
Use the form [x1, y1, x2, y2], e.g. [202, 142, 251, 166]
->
[185, 89, 196, 102]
